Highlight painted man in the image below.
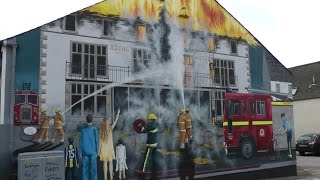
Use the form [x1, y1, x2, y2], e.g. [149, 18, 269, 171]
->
[178, 108, 187, 149]
[36, 108, 50, 143]
[276, 113, 293, 159]
[80, 114, 99, 180]
[185, 108, 193, 143]
[138, 113, 158, 180]
[51, 109, 65, 143]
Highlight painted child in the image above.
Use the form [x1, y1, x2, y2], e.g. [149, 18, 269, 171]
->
[115, 139, 128, 180]
[64, 136, 80, 180]
[99, 108, 120, 180]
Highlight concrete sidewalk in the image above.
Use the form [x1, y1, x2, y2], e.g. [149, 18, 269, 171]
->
[265, 166, 320, 180]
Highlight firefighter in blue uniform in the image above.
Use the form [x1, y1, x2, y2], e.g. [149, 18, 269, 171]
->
[138, 113, 158, 180]
[64, 136, 79, 180]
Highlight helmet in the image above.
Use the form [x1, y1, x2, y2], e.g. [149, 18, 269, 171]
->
[185, 108, 190, 113]
[40, 108, 46, 113]
[147, 113, 157, 120]
[54, 109, 61, 113]
[179, 108, 185, 114]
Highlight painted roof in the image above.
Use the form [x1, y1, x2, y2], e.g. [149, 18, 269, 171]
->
[289, 61, 320, 101]
[82, 0, 258, 46]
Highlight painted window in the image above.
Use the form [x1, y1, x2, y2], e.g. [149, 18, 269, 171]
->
[230, 40, 237, 54]
[257, 101, 266, 115]
[15, 95, 26, 105]
[69, 83, 109, 116]
[27, 95, 37, 106]
[132, 49, 151, 72]
[70, 42, 108, 79]
[250, 100, 255, 115]
[64, 15, 76, 32]
[214, 59, 236, 87]
[276, 83, 280, 93]
[213, 90, 225, 116]
[242, 100, 246, 115]
[136, 24, 147, 41]
[103, 20, 115, 37]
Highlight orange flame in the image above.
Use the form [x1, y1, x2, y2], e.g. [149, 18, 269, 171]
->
[83, 0, 257, 46]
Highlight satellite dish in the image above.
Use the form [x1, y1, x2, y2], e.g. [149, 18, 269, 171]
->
[23, 126, 37, 136]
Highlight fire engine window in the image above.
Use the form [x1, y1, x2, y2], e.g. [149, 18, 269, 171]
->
[257, 101, 266, 115]
[21, 108, 32, 121]
[15, 95, 25, 105]
[242, 100, 246, 115]
[233, 101, 240, 115]
[250, 100, 255, 115]
[28, 95, 37, 105]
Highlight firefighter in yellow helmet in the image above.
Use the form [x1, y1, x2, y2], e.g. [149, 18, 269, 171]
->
[185, 108, 192, 143]
[51, 109, 65, 143]
[35, 108, 50, 143]
[178, 108, 187, 149]
[138, 113, 158, 180]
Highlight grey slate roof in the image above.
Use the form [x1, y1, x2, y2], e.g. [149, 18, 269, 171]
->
[266, 50, 292, 82]
[289, 61, 320, 101]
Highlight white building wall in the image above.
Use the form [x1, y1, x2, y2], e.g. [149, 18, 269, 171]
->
[41, 17, 250, 110]
[293, 98, 320, 138]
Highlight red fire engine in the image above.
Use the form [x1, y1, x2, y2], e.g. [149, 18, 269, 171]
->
[223, 92, 274, 159]
[14, 90, 39, 126]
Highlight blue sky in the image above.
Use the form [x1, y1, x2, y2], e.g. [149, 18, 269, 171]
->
[1, 0, 320, 68]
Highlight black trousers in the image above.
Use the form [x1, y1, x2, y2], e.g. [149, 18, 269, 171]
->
[139, 146, 158, 180]
[65, 166, 78, 180]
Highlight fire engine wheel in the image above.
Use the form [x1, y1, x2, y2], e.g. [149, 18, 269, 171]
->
[241, 139, 254, 159]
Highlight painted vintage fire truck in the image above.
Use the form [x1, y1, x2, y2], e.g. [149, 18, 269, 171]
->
[223, 92, 275, 159]
[13, 90, 39, 126]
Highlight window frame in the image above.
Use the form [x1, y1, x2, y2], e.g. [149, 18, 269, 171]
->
[102, 19, 115, 38]
[256, 100, 266, 115]
[230, 40, 238, 54]
[69, 83, 109, 116]
[70, 42, 108, 79]
[213, 59, 236, 87]
[63, 14, 77, 33]
[276, 83, 280, 93]
[132, 48, 151, 72]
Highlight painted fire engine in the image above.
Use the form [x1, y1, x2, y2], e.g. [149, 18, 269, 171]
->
[223, 92, 274, 159]
[14, 90, 39, 126]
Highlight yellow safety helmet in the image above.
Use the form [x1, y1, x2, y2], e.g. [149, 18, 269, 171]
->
[179, 108, 185, 114]
[147, 113, 157, 120]
[185, 107, 190, 113]
[54, 109, 61, 113]
[40, 108, 46, 113]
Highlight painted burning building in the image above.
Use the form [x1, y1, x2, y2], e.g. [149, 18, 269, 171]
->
[0, 0, 295, 179]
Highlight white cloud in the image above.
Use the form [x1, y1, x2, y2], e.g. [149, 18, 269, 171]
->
[218, 0, 320, 68]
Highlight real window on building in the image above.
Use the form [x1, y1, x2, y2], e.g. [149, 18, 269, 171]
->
[276, 83, 280, 93]
[133, 49, 151, 72]
[70, 42, 108, 79]
[103, 20, 115, 37]
[213, 59, 236, 87]
[64, 15, 76, 32]
[230, 40, 237, 54]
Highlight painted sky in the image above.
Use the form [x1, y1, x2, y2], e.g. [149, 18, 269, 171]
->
[1, 0, 320, 67]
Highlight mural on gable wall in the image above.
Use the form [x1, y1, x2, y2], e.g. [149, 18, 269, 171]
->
[7, 0, 296, 179]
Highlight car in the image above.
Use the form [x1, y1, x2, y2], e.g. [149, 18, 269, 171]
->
[296, 133, 320, 156]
